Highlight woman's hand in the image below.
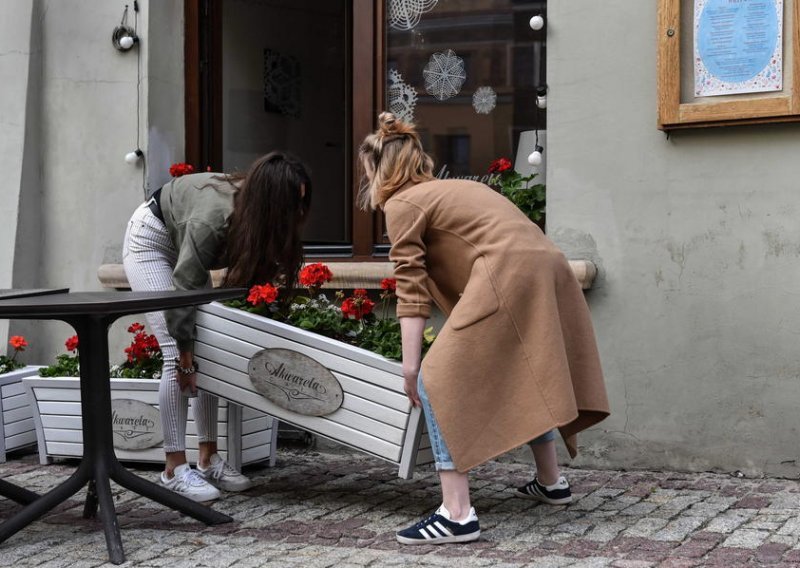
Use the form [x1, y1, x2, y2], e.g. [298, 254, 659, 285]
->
[400, 316, 427, 408]
[177, 351, 197, 395]
[403, 368, 421, 408]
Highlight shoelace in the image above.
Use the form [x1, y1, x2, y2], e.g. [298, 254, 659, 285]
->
[413, 513, 440, 530]
[206, 459, 240, 481]
[174, 469, 209, 490]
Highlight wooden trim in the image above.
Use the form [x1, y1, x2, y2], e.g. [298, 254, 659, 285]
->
[208, 0, 223, 170]
[184, 1, 201, 166]
[351, 0, 377, 257]
[658, 0, 800, 130]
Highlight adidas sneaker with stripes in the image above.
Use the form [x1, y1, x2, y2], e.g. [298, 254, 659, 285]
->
[517, 475, 573, 505]
[396, 505, 480, 545]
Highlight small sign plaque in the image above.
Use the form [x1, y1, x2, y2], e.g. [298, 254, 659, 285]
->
[111, 399, 163, 450]
[248, 348, 344, 416]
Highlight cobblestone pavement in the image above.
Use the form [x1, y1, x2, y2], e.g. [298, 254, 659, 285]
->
[2, 448, 800, 567]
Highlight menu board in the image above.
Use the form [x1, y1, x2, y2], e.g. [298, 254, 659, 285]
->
[694, 0, 783, 97]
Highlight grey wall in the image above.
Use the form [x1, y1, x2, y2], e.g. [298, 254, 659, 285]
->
[3, 0, 185, 364]
[548, 1, 800, 476]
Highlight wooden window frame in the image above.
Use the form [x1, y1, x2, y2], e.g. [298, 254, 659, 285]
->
[658, 0, 800, 130]
[184, 0, 386, 261]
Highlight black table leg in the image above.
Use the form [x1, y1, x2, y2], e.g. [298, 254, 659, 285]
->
[0, 465, 88, 543]
[83, 480, 98, 519]
[0, 478, 40, 505]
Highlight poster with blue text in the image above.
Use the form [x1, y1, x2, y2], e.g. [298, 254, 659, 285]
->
[695, 0, 783, 97]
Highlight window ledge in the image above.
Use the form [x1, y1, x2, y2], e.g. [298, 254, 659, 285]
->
[98, 260, 597, 291]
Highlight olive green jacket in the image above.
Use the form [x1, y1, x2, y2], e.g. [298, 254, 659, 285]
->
[159, 173, 235, 352]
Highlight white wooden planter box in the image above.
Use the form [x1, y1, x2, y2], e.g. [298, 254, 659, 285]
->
[22, 377, 278, 469]
[1, 366, 42, 462]
[195, 302, 433, 479]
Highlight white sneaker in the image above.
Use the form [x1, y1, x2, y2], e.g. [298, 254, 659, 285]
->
[197, 453, 253, 492]
[159, 463, 221, 502]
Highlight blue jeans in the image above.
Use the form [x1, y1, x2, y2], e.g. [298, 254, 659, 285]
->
[417, 373, 556, 471]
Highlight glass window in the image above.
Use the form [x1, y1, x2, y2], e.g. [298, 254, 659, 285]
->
[220, 0, 351, 247]
[385, 0, 547, 182]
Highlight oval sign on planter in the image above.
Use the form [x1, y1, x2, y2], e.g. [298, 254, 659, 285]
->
[248, 348, 344, 416]
[110, 399, 163, 450]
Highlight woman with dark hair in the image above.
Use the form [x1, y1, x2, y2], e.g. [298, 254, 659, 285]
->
[359, 113, 609, 544]
[122, 152, 312, 502]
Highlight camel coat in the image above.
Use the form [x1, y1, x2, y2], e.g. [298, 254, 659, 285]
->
[384, 179, 609, 472]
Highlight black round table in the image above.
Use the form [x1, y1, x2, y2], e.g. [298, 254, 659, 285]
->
[0, 289, 246, 564]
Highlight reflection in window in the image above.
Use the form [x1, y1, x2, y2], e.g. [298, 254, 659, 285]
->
[386, 0, 547, 181]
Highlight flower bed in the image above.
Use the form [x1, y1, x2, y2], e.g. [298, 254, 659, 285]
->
[0, 336, 39, 462]
[27, 325, 276, 467]
[194, 264, 434, 478]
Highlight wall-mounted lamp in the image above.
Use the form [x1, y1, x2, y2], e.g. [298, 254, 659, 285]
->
[125, 149, 143, 164]
[529, 14, 545, 31]
[536, 86, 548, 109]
[112, 4, 139, 52]
[527, 145, 544, 167]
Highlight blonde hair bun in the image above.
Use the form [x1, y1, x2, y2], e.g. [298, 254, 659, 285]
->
[378, 111, 399, 135]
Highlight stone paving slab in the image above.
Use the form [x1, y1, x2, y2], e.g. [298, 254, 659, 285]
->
[1, 448, 800, 567]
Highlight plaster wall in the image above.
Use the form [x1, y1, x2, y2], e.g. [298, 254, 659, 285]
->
[547, 1, 800, 476]
[6, 0, 185, 364]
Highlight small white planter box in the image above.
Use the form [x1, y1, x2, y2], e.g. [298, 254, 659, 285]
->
[195, 302, 433, 479]
[1, 366, 42, 462]
[22, 376, 278, 468]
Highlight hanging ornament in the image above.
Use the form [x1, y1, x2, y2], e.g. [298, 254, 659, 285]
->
[389, 0, 438, 31]
[423, 49, 467, 101]
[472, 86, 497, 114]
[388, 69, 418, 124]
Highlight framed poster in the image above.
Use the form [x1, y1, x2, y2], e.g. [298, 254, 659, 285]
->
[658, 0, 800, 129]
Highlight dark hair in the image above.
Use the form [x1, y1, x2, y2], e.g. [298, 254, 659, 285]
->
[223, 152, 312, 291]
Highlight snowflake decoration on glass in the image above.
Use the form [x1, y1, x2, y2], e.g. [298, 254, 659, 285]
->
[472, 86, 497, 114]
[389, 0, 438, 31]
[423, 49, 466, 101]
[387, 69, 418, 123]
[264, 48, 301, 118]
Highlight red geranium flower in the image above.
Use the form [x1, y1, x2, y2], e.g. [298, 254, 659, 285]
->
[247, 283, 279, 306]
[9, 336, 27, 351]
[299, 263, 334, 288]
[488, 157, 512, 174]
[128, 322, 145, 334]
[169, 162, 195, 177]
[380, 278, 397, 292]
[341, 290, 375, 320]
[65, 335, 79, 352]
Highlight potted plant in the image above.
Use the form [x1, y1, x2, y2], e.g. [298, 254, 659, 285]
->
[195, 263, 435, 479]
[23, 324, 277, 468]
[488, 157, 546, 230]
[0, 335, 41, 462]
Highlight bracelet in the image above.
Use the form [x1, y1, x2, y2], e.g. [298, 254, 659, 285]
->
[173, 357, 199, 375]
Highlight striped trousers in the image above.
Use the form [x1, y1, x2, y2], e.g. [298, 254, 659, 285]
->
[122, 203, 218, 453]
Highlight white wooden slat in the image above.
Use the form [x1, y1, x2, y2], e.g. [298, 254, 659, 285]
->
[242, 446, 271, 464]
[5, 430, 36, 450]
[186, 422, 228, 437]
[198, 303, 402, 376]
[195, 344, 410, 413]
[196, 357, 406, 445]
[41, 415, 82, 430]
[195, 323, 404, 394]
[2, 381, 25, 398]
[4, 405, 33, 424]
[4, 418, 34, 437]
[242, 416, 272, 435]
[2, 393, 31, 412]
[242, 407, 267, 420]
[37, 401, 81, 415]
[198, 373, 402, 462]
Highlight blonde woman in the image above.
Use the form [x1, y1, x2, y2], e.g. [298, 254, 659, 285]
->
[359, 113, 609, 544]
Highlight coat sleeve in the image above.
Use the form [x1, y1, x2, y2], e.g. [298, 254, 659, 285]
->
[165, 220, 220, 352]
[385, 198, 432, 319]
